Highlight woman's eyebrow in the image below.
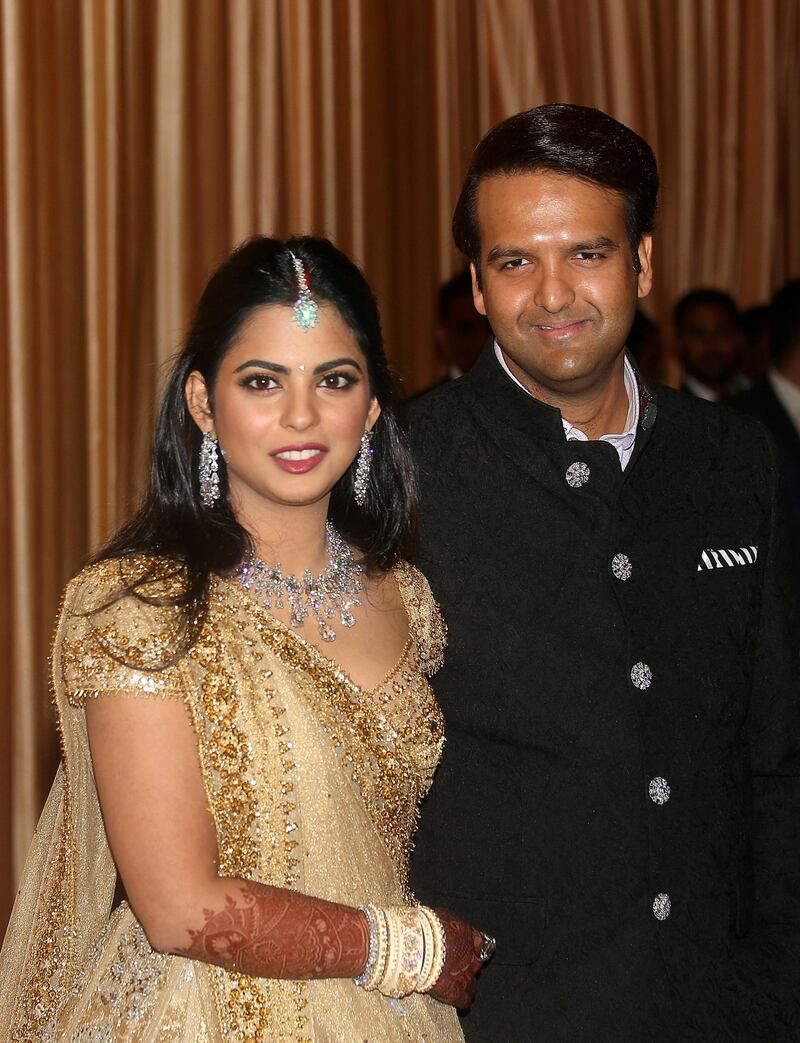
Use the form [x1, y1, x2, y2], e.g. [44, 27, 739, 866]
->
[232, 359, 290, 374]
[313, 357, 364, 375]
[232, 357, 364, 375]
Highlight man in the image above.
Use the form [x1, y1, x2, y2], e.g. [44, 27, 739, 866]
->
[414, 270, 491, 398]
[731, 279, 800, 586]
[436, 269, 492, 381]
[740, 303, 772, 384]
[674, 287, 748, 400]
[410, 104, 800, 1041]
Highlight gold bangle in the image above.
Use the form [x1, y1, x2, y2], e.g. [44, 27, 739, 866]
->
[372, 907, 390, 990]
[354, 904, 381, 989]
[379, 906, 404, 997]
[377, 905, 425, 999]
[354, 903, 438, 998]
[417, 904, 435, 991]
[354, 904, 389, 991]
[417, 905, 446, 992]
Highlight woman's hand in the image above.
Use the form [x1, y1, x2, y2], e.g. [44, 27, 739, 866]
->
[427, 907, 489, 1009]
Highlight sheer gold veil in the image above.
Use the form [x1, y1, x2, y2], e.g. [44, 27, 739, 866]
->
[0, 585, 117, 1040]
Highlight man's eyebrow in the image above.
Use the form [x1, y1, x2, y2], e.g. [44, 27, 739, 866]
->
[485, 236, 621, 264]
[486, 245, 529, 264]
[572, 236, 619, 252]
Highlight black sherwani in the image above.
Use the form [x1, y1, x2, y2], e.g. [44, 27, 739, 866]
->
[409, 346, 800, 1042]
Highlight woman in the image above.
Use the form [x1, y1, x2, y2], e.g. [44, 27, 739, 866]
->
[0, 236, 489, 1041]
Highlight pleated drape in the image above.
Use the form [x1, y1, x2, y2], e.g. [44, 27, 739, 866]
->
[1, 0, 798, 931]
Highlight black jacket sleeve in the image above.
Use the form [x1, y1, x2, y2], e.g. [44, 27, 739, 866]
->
[688, 433, 800, 1040]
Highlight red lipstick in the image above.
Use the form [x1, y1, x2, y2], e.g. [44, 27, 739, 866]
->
[270, 443, 328, 474]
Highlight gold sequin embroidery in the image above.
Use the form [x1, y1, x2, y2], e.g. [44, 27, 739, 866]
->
[11, 584, 78, 1043]
[230, 562, 447, 895]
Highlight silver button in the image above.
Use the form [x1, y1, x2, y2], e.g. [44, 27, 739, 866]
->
[653, 893, 671, 920]
[630, 662, 652, 689]
[565, 462, 590, 488]
[649, 777, 671, 804]
[611, 553, 632, 581]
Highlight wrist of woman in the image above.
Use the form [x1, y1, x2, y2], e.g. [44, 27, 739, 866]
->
[353, 903, 446, 997]
[174, 880, 371, 981]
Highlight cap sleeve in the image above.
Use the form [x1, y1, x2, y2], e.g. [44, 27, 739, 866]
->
[396, 561, 448, 677]
[60, 557, 189, 706]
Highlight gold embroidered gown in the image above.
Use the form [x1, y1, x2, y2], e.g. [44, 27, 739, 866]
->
[0, 557, 464, 1042]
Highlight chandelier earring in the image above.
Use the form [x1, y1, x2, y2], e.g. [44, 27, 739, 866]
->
[354, 430, 374, 508]
[199, 430, 221, 507]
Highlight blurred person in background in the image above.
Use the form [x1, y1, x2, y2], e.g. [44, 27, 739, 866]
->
[625, 306, 662, 383]
[674, 287, 749, 400]
[740, 303, 773, 384]
[0, 236, 486, 1041]
[436, 269, 491, 382]
[413, 270, 491, 398]
[730, 278, 800, 585]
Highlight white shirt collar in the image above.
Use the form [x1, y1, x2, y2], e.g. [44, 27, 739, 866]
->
[768, 368, 800, 434]
[683, 372, 751, 401]
[493, 340, 639, 469]
[683, 373, 720, 402]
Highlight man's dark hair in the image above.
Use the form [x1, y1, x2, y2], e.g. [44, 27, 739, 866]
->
[673, 288, 738, 332]
[453, 103, 659, 277]
[770, 278, 800, 361]
[438, 269, 473, 322]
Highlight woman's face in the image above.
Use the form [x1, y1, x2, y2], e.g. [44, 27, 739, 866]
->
[186, 303, 380, 518]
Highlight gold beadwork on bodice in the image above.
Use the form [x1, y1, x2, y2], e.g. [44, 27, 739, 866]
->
[223, 560, 447, 895]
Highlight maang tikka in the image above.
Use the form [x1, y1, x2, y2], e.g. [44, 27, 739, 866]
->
[354, 430, 373, 507]
[288, 250, 320, 333]
[199, 430, 220, 507]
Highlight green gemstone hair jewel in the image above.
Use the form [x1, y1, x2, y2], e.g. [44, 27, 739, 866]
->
[288, 250, 320, 333]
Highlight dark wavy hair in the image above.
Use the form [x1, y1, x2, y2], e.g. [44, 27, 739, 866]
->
[96, 235, 416, 627]
[453, 103, 659, 280]
[673, 287, 738, 332]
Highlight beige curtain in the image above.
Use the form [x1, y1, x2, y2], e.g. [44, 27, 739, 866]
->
[2, 0, 799, 932]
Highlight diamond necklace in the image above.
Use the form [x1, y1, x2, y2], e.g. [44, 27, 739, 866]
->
[238, 522, 364, 642]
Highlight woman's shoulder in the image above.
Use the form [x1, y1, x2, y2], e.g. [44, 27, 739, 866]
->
[393, 560, 447, 676]
[393, 558, 434, 601]
[61, 555, 192, 673]
[66, 554, 189, 611]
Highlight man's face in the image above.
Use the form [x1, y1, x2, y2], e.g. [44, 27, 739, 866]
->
[471, 171, 653, 395]
[437, 292, 491, 375]
[677, 303, 741, 386]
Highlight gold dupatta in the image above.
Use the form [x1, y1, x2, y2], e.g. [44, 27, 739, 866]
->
[0, 582, 117, 1040]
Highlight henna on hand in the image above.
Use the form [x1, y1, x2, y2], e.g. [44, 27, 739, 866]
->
[175, 881, 370, 980]
[427, 907, 485, 1009]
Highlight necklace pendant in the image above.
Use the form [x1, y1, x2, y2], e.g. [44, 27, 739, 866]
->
[238, 521, 363, 643]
